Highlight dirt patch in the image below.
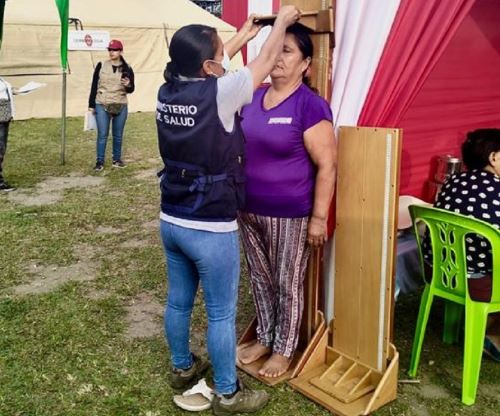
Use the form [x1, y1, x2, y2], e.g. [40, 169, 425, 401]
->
[120, 238, 151, 249]
[10, 243, 98, 296]
[147, 157, 162, 165]
[133, 168, 158, 181]
[73, 243, 98, 262]
[14, 261, 96, 295]
[142, 219, 158, 230]
[96, 226, 123, 235]
[407, 398, 431, 416]
[124, 293, 164, 339]
[419, 382, 451, 400]
[8, 193, 63, 205]
[84, 287, 112, 300]
[480, 383, 500, 399]
[8, 175, 105, 207]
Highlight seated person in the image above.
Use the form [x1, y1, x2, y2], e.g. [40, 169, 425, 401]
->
[424, 128, 499, 360]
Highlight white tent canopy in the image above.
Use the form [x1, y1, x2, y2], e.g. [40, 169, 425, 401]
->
[0, 0, 241, 119]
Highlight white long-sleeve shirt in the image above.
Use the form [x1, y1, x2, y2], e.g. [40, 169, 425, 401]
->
[0, 78, 15, 119]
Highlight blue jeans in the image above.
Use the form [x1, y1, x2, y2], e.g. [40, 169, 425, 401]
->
[160, 220, 240, 394]
[95, 103, 128, 162]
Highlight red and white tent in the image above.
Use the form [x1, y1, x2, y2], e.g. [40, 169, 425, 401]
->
[223, 0, 500, 200]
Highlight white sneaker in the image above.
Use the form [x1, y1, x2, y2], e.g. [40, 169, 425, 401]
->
[173, 378, 214, 412]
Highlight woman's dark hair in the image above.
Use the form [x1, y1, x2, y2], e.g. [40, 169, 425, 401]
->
[461, 128, 500, 170]
[164, 24, 218, 82]
[286, 24, 314, 89]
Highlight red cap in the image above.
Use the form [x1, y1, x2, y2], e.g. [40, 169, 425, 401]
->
[107, 39, 123, 50]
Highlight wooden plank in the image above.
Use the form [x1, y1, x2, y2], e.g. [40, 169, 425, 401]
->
[289, 343, 399, 415]
[236, 342, 303, 386]
[333, 127, 401, 371]
[281, 0, 333, 11]
[295, 323, 329, 376]
[289, 366, 371, 416]
[364, 344, 399, 415]
[386, 136, 402, 345]
[238, 313, 326, 385]
[358, 129, 388, 368]
[332, 127, 365, 362]
[310, 33, 334, 98]
[293, 312, 326, 377]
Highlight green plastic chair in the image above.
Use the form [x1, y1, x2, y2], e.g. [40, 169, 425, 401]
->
[407, 205, 500, 405]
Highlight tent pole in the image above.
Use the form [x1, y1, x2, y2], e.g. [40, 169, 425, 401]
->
[60, 69, 67, 165]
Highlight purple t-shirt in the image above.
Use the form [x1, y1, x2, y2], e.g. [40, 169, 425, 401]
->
[241, 84, 333, 217]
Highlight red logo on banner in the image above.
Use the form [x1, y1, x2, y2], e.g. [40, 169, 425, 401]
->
[84, 34, 93, 47]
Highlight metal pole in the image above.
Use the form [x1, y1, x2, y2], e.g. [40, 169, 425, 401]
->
[60, 69, 67, 165]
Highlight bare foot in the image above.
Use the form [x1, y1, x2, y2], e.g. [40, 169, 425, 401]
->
[237, 341, 271, 365]
[258, 353, 292, 378]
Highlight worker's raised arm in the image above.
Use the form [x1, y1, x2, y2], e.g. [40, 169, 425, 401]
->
[246, 6, 301, 89]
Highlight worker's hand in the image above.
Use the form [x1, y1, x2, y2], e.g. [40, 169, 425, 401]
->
[276, 5, 301, 27]
[307, 215, 328, 248]
[88, 107, 95, 114]
[120, 77, 130, 87]
[241, 14, 262, 41]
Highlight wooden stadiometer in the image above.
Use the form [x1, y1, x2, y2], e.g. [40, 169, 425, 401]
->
[237, 0, 335, 387]
[289, 127, 401, 415]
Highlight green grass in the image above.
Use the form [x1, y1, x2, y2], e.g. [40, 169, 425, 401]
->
[0, 114, 499, 415]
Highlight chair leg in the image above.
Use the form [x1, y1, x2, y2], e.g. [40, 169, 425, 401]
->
[409, 285, 433, 378]
[443, 301, 463, 344]
[462, 303, 488, 406]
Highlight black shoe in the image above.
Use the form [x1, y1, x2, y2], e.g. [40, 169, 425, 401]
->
[0, 182, 16, 192]
[170, 354, 210, 390]
[94, 161, 104, 172]
[112, 159, 126, 168]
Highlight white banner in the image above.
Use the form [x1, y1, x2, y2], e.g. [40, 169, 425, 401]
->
[330, 0, 401, 127]
[68, 31, 110, 51]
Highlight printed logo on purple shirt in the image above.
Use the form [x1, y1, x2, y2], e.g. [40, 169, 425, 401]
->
[268, 117, 293, 124]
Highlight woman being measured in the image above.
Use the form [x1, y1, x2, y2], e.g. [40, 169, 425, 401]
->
[156, 6, 300, 415]
[237, 24, 337, 378]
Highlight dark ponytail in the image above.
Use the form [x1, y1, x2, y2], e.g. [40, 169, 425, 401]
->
[164, 24, 218, 82]
[164, 61, 179, 83]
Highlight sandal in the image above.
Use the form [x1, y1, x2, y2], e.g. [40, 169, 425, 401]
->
[173, 378, 214, 412]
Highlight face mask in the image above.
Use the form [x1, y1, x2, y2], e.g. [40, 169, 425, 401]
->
[221, 49, 231, 73]
[208, 49, 231, 77]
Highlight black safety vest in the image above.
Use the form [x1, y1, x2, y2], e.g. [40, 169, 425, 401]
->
[156, 77, 245, 222]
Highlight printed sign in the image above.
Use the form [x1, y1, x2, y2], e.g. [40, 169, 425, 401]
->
[68, 31, 110, 51]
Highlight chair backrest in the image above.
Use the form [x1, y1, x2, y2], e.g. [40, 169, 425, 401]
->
[409, 205, 500, 303]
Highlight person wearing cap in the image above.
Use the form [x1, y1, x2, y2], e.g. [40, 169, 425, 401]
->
[88, 39, 135, 171]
